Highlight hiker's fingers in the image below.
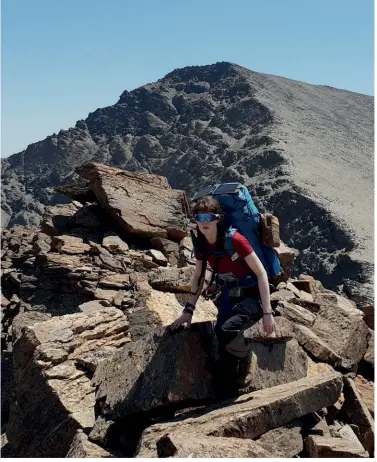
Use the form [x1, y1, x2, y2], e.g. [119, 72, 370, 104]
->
[170, 318, 183, 330]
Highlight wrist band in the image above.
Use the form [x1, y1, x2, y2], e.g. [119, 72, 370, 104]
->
[263, 312, 273, 316]
[183, 302, 196, 314]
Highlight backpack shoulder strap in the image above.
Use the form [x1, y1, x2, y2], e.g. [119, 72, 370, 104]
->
[224, 227, 239, 259]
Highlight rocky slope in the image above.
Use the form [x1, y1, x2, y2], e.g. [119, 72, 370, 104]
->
[1, 62, 373, 303]
[1, 164, 374, 458]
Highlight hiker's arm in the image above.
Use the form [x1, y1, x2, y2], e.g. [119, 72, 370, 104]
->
[244, 252, 272, 314]
[170, 260, 205, 330]
[187, 259, 206, 307]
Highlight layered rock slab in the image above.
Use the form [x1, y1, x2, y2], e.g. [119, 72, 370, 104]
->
[76, 163, 189, 241]
[7, 307, 129, 457]
[136, 372, 342, 456]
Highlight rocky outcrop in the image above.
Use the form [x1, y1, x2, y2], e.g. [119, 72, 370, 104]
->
[7, 307, 129, 457]
[136, 373, 343, 457]
[139, 432, 274, 458]
[93, 323, 217, 419]
[75, 163, 189, 241]
[1, 165, 373, 458]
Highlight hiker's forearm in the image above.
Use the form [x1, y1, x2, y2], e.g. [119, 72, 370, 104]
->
[257, 273, 272, 313]
[187, 275, 205, 307]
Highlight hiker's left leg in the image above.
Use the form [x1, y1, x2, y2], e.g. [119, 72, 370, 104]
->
[224, 297, 263, 388]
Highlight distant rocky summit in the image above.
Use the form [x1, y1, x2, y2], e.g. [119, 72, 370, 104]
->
[1, 61, 373, 303]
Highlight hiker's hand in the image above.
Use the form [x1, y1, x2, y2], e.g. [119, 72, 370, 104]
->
[170, 312, 193, 330]
[263, 313, 275, 335]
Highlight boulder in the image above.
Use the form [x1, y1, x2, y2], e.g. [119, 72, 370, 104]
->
[306, 414, 331, 436]
[147, 249, 168, 266]
[12, 311, 51, 342]
[139, 432, 274, 458]
[88, 416, 115, 446]
[276, 300, 316, 327]
[305, 434, 368, 458]
[92, 323, 218, 419]
[270, 289, 298, 303]
[127, 288, 217, 339]
[75, 163, 189, 241]
[148, 266, 194, 292]
[342, 377, 374, 455]
[286, 298, 321, 314]
[136, 372, 343, 456]
[7, 307, 129, 457]
[244, 315, 294, 343]
[102, 232, 129, 254]
[41, 203, 79, 236]
[241, 338, 308, 392]
[51, 235, 91, 255]
[72, 205, 100, 228]
[150, 237, 180, 266]
[311, 294, 370, 370]
[306, 356, 335, 378]
[275, 242, 297, 281]
[290, 279, 313, 294]
[255, 419, 303, 457]
[32, 232, 52, 254]
[293, 323, 341, 365]
[178, 236, 195, 267]
[98, 273, 132, 289]
[338, 424, 369, 452]
[78, 300, 112, 313]
[354, 375, 374, 417]
[66, 430, 113, 458]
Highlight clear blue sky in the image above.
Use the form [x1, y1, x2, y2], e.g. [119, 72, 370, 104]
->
[2, 0, 374, 158]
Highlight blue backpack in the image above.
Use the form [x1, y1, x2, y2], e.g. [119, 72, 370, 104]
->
[191, 183, 281, 282]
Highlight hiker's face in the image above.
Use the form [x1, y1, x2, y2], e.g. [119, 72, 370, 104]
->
[196, 213, 219, 234]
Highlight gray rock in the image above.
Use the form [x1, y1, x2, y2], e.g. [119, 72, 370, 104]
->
[276, 300, 317, 327]
[342, 377, 374, 455]
[143, 433, 274, 458]
[255, 419, 303, 457]
[66, 430, 113, 458]
[73, 204, 100, 228]
[311, 294, 370, 370]
[241, 338, 308, 392]
[92, 323, 218, 419]
[136, 372, 343, 457]
[305, 434, 368, 458]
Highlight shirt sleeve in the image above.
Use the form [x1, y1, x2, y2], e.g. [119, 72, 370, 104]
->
[194, 251, 204, 261]
[232, 231, 254, 258]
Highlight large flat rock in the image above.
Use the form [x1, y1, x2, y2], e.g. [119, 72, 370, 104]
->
[241, 338, 308, 392]
[137, 432, 274, 458]
[127, 288, 217, 339]
[76, 163, 189, 241]
[92, 323, 218, 419]
[255, 419, 303, 457]
[342, 377, 374, 455]
[136, 372, 342, 456]
[311, 293, 370, 369]
[305, 435, 368, 458]
[7, 307, 129, 458]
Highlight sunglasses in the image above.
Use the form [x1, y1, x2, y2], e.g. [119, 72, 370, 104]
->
[194, 213, 220, 223]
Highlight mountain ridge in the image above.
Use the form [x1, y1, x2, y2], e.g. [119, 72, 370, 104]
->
[1, 61, 373, 303]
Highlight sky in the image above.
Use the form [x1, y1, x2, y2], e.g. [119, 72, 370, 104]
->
[1, 0, 374, 158]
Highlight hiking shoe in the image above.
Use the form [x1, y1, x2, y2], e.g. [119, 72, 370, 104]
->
[235, 353, 256, 389]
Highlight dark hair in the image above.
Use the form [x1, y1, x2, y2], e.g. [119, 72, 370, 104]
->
[191, 196, 223, 216]
[190, 196, 226, 296]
